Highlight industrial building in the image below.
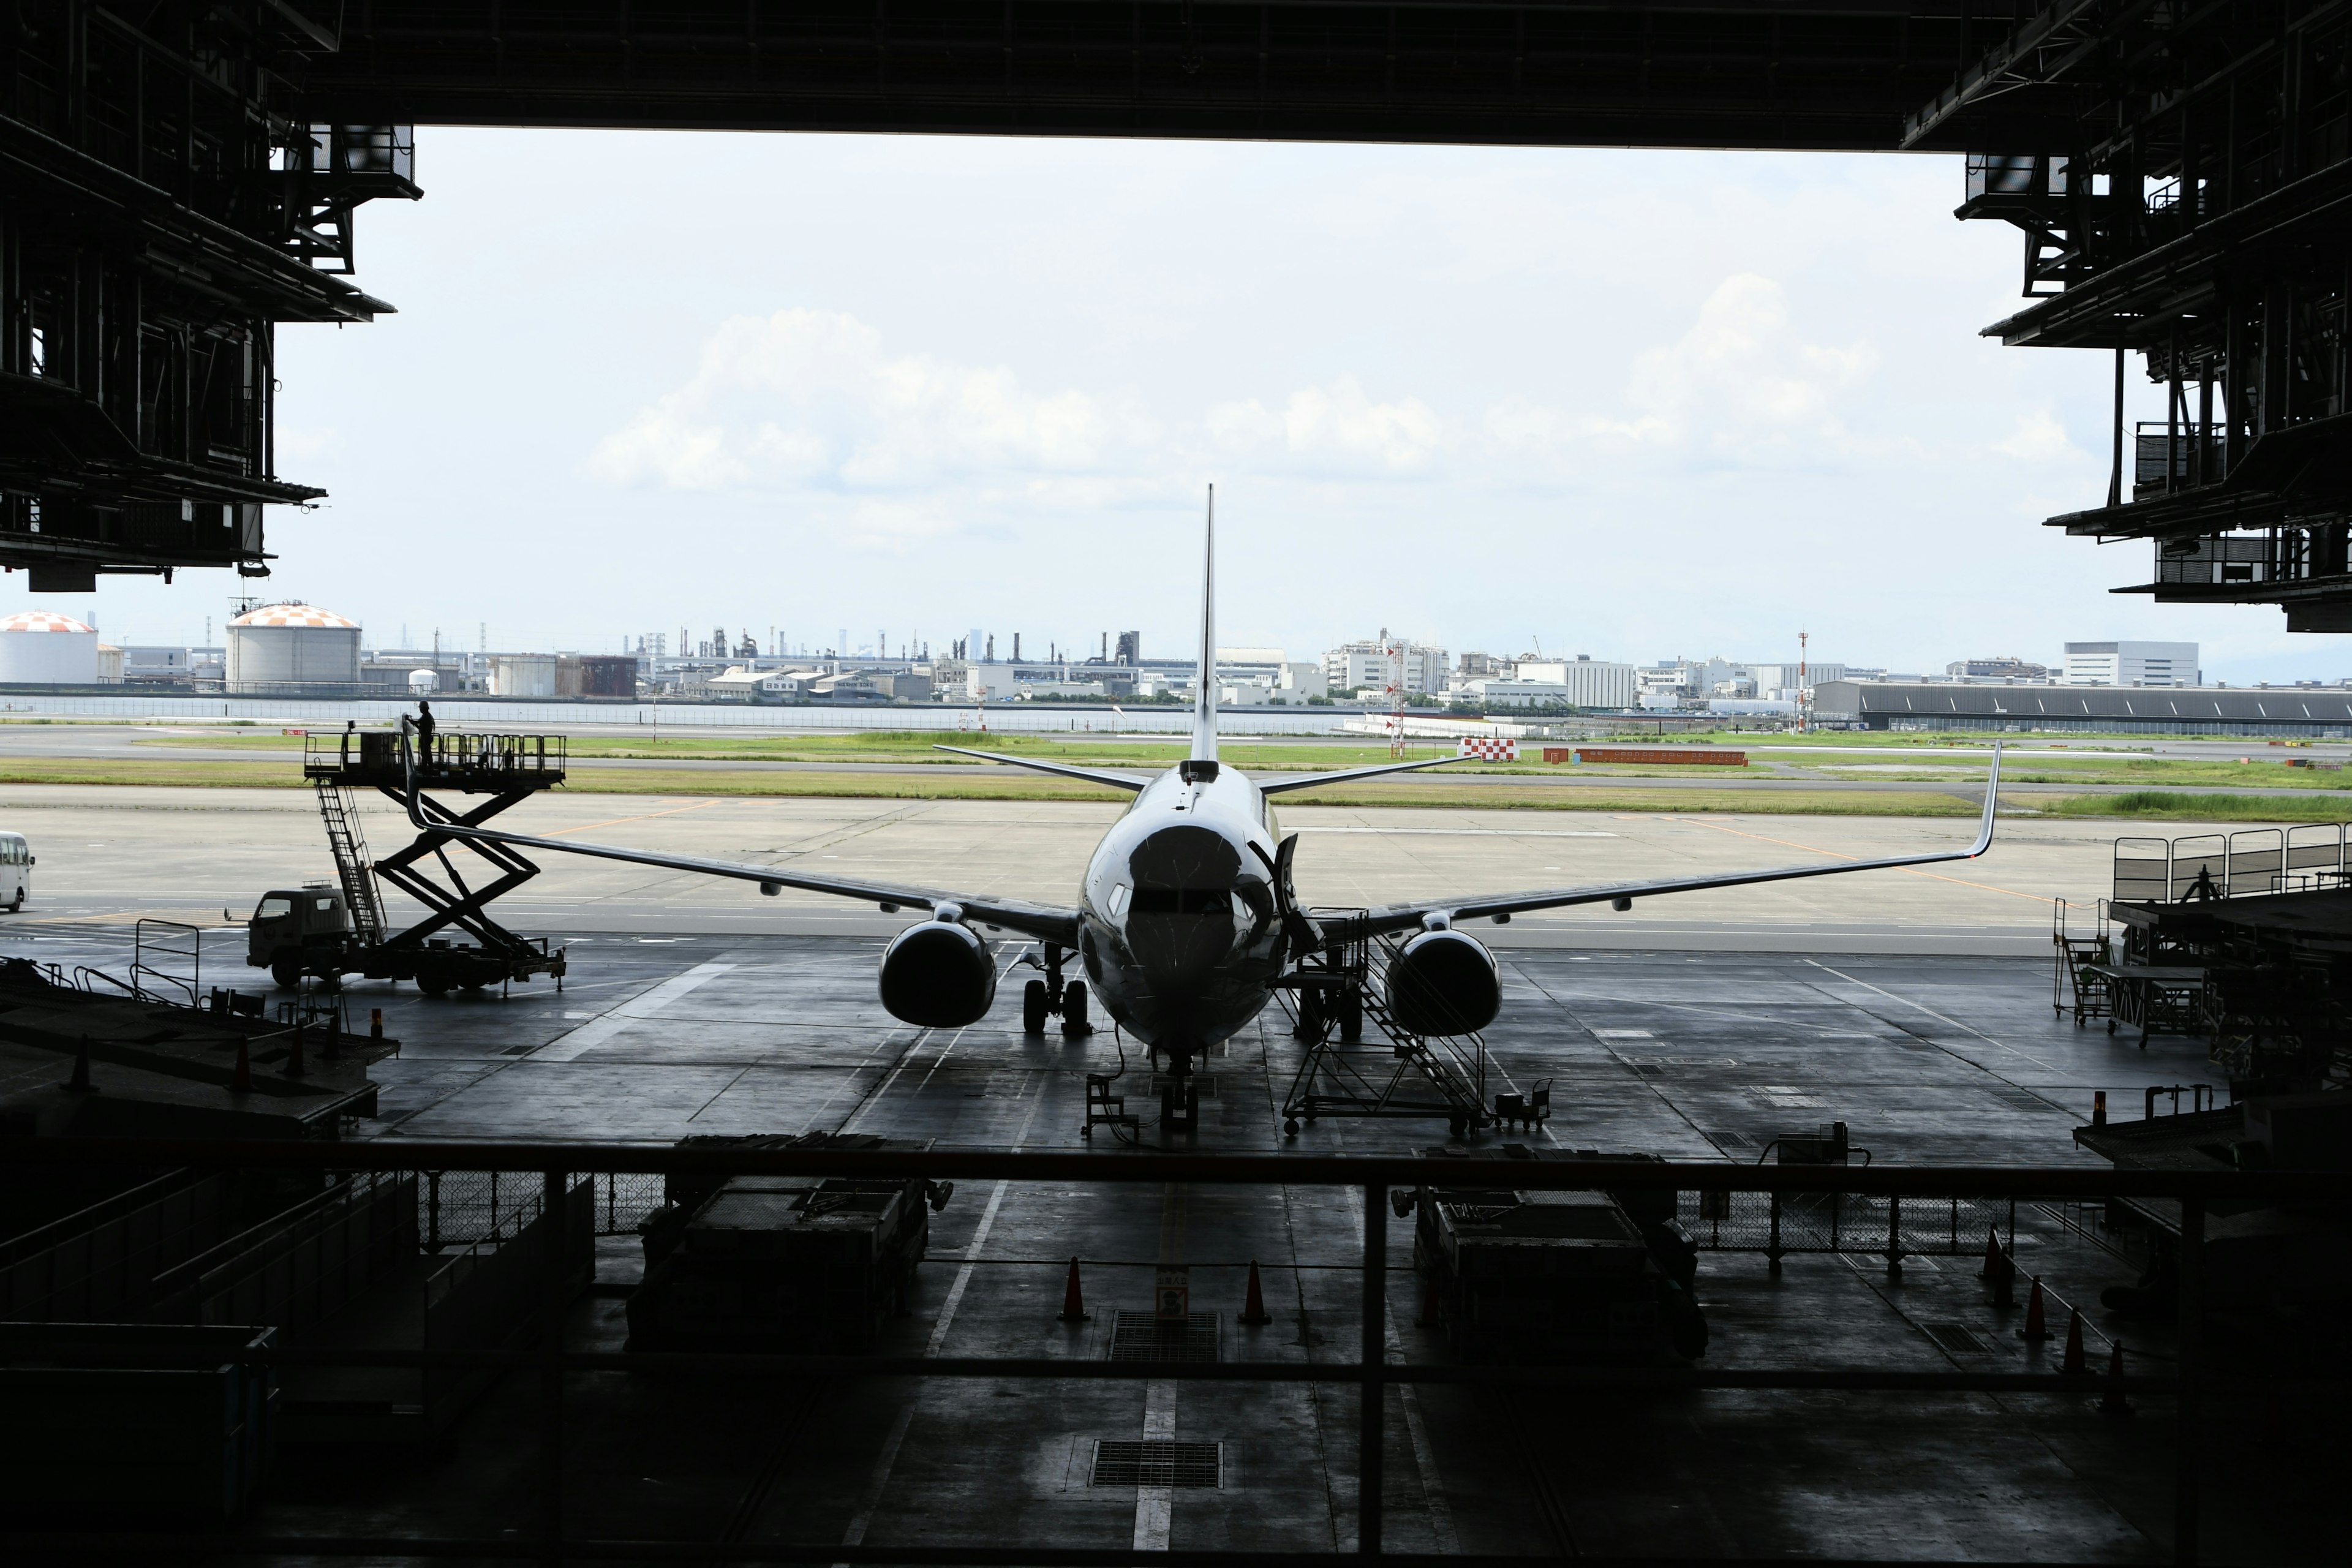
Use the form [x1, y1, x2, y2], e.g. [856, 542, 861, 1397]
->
[2062, 641, 2201, 688]
[224, 602, 363, 694]
[1324, 636, 1450, 697]
[1815, 679, 2352, 738]
[0, 609, 101, 685]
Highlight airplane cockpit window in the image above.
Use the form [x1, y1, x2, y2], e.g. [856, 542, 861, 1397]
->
[1106, 883, 1131, 918]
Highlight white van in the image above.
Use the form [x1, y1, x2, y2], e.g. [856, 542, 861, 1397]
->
[0, 832, 30, 911]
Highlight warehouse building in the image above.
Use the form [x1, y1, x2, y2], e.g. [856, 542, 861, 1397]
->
[1814, 679, 2352, 737]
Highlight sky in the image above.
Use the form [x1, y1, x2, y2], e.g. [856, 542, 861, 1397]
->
[55, 128, 2342, 683]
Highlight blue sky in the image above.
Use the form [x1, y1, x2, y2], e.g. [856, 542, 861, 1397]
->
[61, 129, 2337, 682]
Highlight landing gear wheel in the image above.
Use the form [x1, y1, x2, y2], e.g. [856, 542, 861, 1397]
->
[1061, 981, 1090, 1036]
[1294, 993, 1322, 1041]
[2106, 1020, 2117, 1035]
[1338, 992, 1363, 1042]
[1022, 978, 1049, 1035]
[270, 957, 303, 990]
[1284, 1118, 1300, 1137]
[1449, 1118, 1468, 1141]
[319, 973, 343, 994]
[417, 973, 451, 998]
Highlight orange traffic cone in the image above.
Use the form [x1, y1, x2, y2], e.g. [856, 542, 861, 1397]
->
[1057, 1256, 1090, 1322]
[1977, 1225, 2002, 1278]
[2098, 1342, 2132, 1415]
[231, 1038, 252, 1094]
[2061, 1307, 2087, 1374]
[2019, 1276, 2050, 1341]
[1238, 1260, 1272, 1325]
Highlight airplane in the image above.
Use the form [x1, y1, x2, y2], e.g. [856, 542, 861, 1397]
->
[400, 487, 2001, 1133]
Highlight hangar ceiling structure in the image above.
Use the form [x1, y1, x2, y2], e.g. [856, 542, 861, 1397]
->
[3, 1, 2344, 627]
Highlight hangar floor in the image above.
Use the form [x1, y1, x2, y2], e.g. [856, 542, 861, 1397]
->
[3, 919, 2331, 1564]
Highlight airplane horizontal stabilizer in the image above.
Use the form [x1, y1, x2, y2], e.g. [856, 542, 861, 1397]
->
[932, 745, 1152, 791]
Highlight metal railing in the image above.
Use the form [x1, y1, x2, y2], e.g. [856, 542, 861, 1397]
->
[2113, 823, 2352, 903]
[3, 1137, 2345, 1566]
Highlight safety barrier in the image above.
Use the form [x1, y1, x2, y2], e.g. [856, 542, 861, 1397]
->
[2113, 823, 2352, 902]
[2, 1137, 2343, 1566]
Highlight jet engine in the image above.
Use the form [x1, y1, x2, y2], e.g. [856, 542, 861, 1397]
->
[1383, 928, 1501, 1036]
[878, 919, 998, 1027]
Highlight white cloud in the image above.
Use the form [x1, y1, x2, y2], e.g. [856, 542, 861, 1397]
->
[1208, 379, 1449, 473]
[1992, 410, 2081, 462]
[1617, 273, 1880, 453]
[587, 308, 1142, 497]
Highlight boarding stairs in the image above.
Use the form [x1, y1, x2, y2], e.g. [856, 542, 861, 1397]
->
[314, 778, 388, 943]
[1279, 911, 1490, 1139]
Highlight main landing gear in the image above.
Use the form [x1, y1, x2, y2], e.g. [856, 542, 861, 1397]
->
[1019, 943, 1093, 1038]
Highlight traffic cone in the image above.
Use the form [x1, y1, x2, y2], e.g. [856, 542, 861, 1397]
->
[370, 1008, 385, 1041]
[1238, 1260, 1272, 1326]
[1978, 1226, 2003, 1278]
[2061, 1308, 2087, 1375]
[2019, 1276, 2050, 1341]
[231, 1038, 252, 1094]
[1057, 1256, 1090, 1322]
[2098, 1342, 2133, 1416]
[64, 1035, 94, 1093]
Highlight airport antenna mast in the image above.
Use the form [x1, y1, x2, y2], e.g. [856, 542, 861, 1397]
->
[1798, 630, 1809, 734]
[1387, 633, 1409, 758]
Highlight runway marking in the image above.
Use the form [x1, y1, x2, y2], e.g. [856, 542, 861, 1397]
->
[1294, 827, 1617, 837]
[1670, 816, 2054, 905]
[1803, 960, 2064, 1077]
[545, 798, 723, 836]
[842, 1088, 1047, 1558]
[530, 960, 736, 1060]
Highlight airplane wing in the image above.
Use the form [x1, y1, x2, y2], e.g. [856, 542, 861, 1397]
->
[931, 745, 1152, 791]
[394, 737, 1083, 946]
[1348, 747, 2003, 936]
[1257, 753, 1467, 795]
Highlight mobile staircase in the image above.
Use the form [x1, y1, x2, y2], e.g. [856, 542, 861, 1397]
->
[1278, 910, 1491, 1140]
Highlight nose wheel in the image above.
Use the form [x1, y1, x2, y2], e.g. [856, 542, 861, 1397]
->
[1019, 944, 1093, 1036]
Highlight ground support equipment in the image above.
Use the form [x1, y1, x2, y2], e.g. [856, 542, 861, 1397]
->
[2052, 900, 2114, 1027]
[297, 732, 568, 995]
[1403, 1144, 1706, 1363]
[627, 1133, 952, 1354]
[1279, 911, 1489, 1140]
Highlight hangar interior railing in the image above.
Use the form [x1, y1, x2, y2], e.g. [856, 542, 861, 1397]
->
[0, 1139, 2341, 1567]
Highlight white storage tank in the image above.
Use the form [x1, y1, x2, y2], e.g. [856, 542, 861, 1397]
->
[407, 667, 439, 695]
[0, 611, 101, 684]
[225, 602, 361, 692]
[490, 654, 557, 697]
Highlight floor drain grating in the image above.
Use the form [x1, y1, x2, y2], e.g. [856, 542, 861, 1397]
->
[1923, 1321, 1990, 1355]
[1109, 1311, 1221, 1363]
[1709, 1130, 1759, 1150]
[1091, 1439, 1223, 1488]
[1989, 1086, 2057, 1112]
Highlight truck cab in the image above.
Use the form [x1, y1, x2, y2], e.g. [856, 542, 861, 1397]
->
[248, 884, 354, 988]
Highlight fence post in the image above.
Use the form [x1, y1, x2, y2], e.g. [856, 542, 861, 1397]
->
[1767, 1190, 1784, 1276]
[426, 1171, 440, 1251]
[542, 1167, 567, 1567]
[1886, 1194, 1903, 1278]
[2175, 1196, 2204, 1567]
[1360, 1182, 1385, 1558]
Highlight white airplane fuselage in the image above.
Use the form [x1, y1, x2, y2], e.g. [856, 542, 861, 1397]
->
[1074, 764, 1287, 1068]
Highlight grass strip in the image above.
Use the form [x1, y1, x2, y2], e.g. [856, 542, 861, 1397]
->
[2037, 790, 2352, 823]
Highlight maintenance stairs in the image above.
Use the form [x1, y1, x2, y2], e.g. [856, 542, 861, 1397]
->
[1279, 910, 1490, 1139]
[313, 777, 387, 944]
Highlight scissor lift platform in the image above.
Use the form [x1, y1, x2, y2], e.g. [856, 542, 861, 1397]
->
[282, 731, 569, 995]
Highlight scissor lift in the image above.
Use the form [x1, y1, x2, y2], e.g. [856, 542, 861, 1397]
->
[1278, 910, 1490, 1140]
[293, 730, 568, 995]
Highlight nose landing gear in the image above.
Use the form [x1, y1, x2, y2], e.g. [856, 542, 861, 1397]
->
[1018, 943, 1093, 1038]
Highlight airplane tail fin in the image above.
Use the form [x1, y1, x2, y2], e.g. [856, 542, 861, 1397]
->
[1190, 484, 1218, 763]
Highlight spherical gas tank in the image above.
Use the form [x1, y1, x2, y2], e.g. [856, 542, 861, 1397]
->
[1383, 927, 1501, 1036]
[878, 919, 999, 1027]
[407, 667, 439, 695]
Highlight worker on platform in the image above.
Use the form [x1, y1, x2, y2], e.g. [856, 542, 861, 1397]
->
[414, 700, 436, 764]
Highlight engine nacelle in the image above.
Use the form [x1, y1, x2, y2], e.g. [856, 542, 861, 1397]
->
[1384, 928, 1501, 1036]
[878, 919, 998, 1028]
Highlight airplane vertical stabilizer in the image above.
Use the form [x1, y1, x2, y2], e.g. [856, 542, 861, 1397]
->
[1190, 484, 1218, 763]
